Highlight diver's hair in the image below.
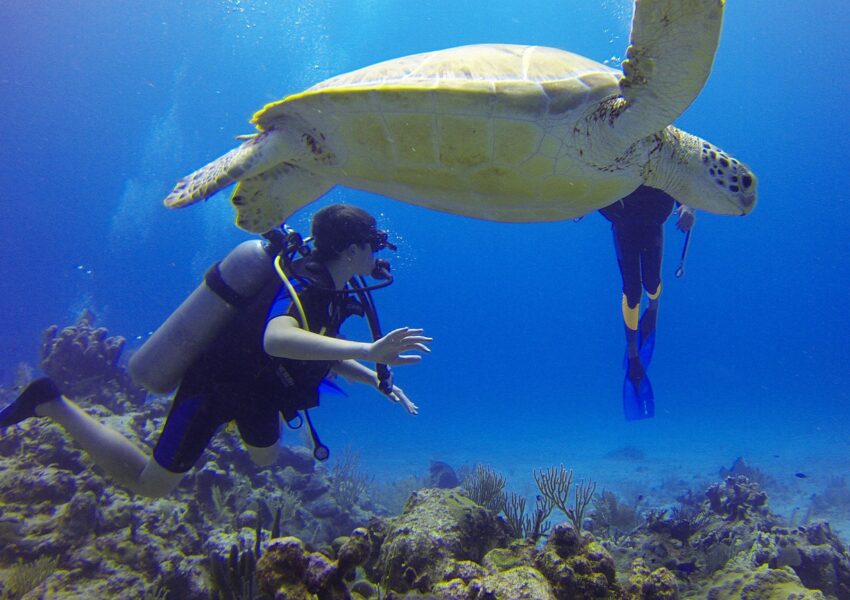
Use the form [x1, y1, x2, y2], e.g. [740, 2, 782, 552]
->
[311, 204, 377, 260]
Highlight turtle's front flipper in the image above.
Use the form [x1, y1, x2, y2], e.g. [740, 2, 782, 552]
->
[232, 164, 333, 233]
[164, 130, 291, 209]
[611, 0, 725, 145]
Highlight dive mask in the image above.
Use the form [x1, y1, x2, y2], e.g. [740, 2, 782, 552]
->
[367, 229, 396, 253]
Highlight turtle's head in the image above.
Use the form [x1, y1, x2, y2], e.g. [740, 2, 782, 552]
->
[694, 139, 758, 215]
[645, 129, 757, 216]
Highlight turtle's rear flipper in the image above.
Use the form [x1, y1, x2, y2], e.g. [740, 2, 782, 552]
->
[232, 164, 333, 234]
[623, 356, 654, 421]
[164, 130, 290, 209]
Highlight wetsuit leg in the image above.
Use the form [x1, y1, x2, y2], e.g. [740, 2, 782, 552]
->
[637, 222, 665, 362]
[612, 223, 644, 315]
[639, 222, 664, 301]
[235, 396, 281, 466]
[153, 385, 224, 474]
[613, 222, 654, 420]
[612, 223, 643, 368]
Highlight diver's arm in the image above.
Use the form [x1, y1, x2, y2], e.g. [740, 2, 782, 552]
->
[332, 359, 419, 415]
[264, 316, 432, 364]
[332, 359, 378, 386]
[265, 316, 370, 361]
[675, 203, 696, 232]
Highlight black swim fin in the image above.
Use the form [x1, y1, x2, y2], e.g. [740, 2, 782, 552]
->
[623, 356, 654, 421]
[0, 378, 60, 428]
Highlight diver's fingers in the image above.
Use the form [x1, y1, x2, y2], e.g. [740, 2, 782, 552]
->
[392, 388, 419, 415]
[389, 355, 422, 366]
[387, 327, 428, 340]
[402, 336, 433, 345]
[399, 327, 425, 335]
[386, 327, 414, 338]
[398, 342, 430, 354]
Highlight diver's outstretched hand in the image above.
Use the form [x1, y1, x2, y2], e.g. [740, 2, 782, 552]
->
[367, 327, 431, 366]
[676, 204, 696, 232]
[386, 384, 418, 415]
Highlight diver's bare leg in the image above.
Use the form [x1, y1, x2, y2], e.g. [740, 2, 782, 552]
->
[245, 441, 279, 467]
[36, 397, 182, 497]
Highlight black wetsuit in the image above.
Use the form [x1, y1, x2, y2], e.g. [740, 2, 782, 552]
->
[599, 185, 676, 307]
[153, 259, 358, 473]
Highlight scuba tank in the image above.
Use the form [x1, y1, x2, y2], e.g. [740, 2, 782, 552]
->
[129, 239, 280, 393]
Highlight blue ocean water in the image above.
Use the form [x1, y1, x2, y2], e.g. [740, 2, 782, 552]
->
[1, 0, 848, 525]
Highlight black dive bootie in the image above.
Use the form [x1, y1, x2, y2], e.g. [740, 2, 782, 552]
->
[0, 377, 61, 427]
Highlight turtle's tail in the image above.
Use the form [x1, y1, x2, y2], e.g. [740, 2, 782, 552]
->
[163, 131, 287, 209]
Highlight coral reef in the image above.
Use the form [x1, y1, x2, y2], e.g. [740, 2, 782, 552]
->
[620, 558, 678, 600]
[590, 490, 643, 540]
[3, 333, 850, 599]
[3, 410, 849, 600]
[366, 488, 510, 593]
[606, 475, 850, 600]
[534, 523, 619, 599]
[256, 529, 370, 599]
[718, 456, 774, 489]
[0, 384, 391, 599]
[697, 564, 825, 599]
[39, 310, 146, 409]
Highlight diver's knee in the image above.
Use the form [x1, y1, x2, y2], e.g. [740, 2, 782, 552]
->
[646, 282, 662, 300]
[134, 459, 184, 498]
[247, 443, 278, 467]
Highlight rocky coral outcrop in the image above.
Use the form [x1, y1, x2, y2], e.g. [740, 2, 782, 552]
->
[367, 488, 510, 593]
[697, 563, 826, 599]
[256, 529, 371, 599]
[535, 522, 619, 599]
[39, 309, 146, 409]
[606, 476, 850, 600]
[620, 557, 678, 599]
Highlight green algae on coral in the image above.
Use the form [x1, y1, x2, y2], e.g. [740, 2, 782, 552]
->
[692, 564, 826, 599]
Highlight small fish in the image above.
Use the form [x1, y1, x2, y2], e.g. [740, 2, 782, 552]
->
[794, 472, 808, 479]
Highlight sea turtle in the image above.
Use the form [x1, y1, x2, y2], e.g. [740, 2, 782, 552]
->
[164, 0, 756, 233]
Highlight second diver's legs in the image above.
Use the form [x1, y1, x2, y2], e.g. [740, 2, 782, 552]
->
[612, 223, 645, 384]
[613, 224, 655, 420]
[36, 396, 183, 497]
[638, 285, 661, 367]
[622, 296, 654, 420]
[637, 222, 665, 366]
[622, 294, 643, 378]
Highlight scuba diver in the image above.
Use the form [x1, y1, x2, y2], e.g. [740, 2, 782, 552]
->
[599, 185, 695, 420]
[0, 204, 431, 497]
